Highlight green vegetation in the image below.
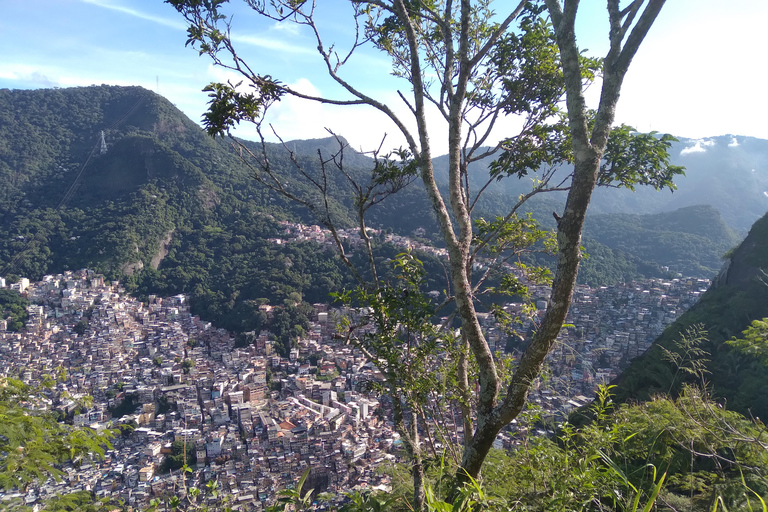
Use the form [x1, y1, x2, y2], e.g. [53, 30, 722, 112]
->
[108, 392, 138, 420]
[6, 490, 111, 512]
[0, 85, 468, 352]
[255, 385, 768, 512]
[181, 358, 195, 374]
[0, 288, 29, 331]
[583, 205, 740, 279]
[525, 205, 741, 287]
[160, 440, 196, 473]
[0, 373, 111, 491]
[614, 210, 768, 420]
[482, 386, 768, 512]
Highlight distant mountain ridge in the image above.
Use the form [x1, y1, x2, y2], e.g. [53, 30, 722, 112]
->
[583, 204, 740, 279]
[432, 135, 768, 233]
[590, 135, 768, 232]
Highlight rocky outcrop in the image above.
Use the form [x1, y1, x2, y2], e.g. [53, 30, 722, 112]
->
[151, 231, 174, 270]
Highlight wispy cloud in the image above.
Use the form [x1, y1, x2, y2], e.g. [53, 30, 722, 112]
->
[271, 21, 302, 36]
[0, 63, 61, 87]
[0, 61, 154, 91]
[0, 67, 59, 87]
[80, 0, 186, 30]
[230, 34, 316, 55]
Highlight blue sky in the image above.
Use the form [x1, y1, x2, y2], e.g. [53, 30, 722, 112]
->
[1, 0, 765, 155]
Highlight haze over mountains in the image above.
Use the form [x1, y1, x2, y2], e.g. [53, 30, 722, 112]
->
[0, 85, 763, 331]
[433, 134, 768, 233]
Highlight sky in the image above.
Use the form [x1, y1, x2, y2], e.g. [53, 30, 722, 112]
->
[1, 0, 766, 156]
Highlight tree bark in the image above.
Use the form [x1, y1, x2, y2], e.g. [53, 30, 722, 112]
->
[457, 0, 667, 482]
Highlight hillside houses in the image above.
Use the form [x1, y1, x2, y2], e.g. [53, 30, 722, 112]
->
[0, 270, 707, 509]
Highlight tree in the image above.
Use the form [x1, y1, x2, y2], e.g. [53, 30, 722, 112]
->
[160, 439, 197, 473]
[181, 358, 195, 374]
[169, 0, 678, 502]
[0, 373, 112, 491]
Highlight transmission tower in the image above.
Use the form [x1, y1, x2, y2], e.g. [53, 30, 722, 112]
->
[99, 130, 107, 155]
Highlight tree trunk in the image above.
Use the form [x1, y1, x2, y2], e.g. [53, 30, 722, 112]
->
[392, 389, 426, 511]
[455, 0, 668, 483]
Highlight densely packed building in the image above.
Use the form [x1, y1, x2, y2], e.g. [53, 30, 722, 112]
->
[0, 267, 707, 510]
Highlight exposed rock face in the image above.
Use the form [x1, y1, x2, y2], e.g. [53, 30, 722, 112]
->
[151, 231, 174, 270]
[122, 260, 144, 276]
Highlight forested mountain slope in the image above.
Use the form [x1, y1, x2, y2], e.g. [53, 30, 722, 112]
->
[582, 205, 740, 279]
[0, 86, 469, 351]
[0, 86, 386, 348]
[612, 210, 768, 419]
[0, 85, 758, 340]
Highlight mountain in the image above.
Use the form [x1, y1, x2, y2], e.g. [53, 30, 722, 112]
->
[0, 86, 467, 347]
[582, 205, 741, 279]
[0, 85, 760, 339]
[0, 86, 384, 346]
[612, 210, 768, 419]
[589, 135, 768, 233]
[432, 135, 768, 234]
[513, 205, 740, 287]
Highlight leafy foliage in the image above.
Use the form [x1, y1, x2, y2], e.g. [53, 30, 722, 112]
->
[614, 210, 768, 420]
[727, 318, 768, 366]
[0, 373, 112, 491]
[160, 440, 197, 473]
[600, 127, 684, 191]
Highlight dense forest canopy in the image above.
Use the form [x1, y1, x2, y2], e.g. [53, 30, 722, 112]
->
[0, 288, 29, 332]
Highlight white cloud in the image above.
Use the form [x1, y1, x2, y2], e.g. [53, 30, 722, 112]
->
[222, 77, 418, 154]
[0, 64, 59, 86]
[680, 139, 714, 156]
[271, 21, 302, 36]
[206, 67, 354, 142]
[0, 63, 133, 89]
[610, 2, 768, 141]
[729, 137, 739, 147]
[680, 143, 705, 156]
[80, 0, 186, 30]
[206, 65, 254, 92]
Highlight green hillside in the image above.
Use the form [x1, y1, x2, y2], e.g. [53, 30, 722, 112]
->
[0, 86, 453, 352]
[613, 210, 768, 419]
[524, 205, 739, 287]
[583, 205, 741, 279]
